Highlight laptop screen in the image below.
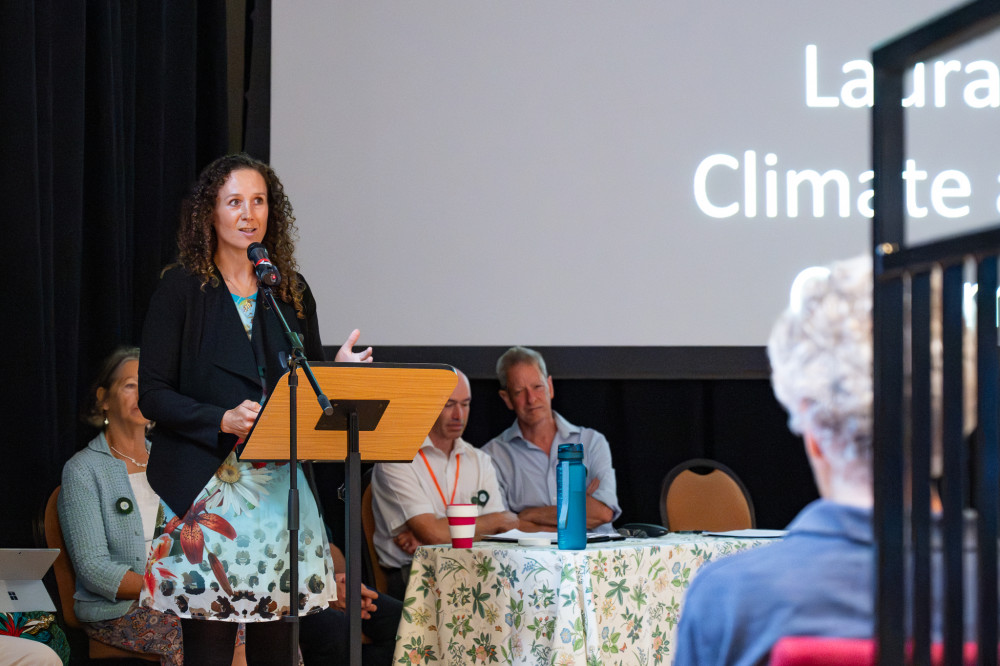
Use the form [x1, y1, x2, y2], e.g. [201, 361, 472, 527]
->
[0, 548, 59, 613]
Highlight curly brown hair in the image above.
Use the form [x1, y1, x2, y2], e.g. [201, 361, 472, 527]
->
[174, 153, 307, 318]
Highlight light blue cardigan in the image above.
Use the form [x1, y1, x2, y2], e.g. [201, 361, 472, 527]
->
[58, 432, 158, 622]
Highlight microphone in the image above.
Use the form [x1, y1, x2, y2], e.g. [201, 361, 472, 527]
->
[247, 242, 281, 287]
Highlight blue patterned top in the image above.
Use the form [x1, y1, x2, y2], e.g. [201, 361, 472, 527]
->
[232, 292, 257, 338]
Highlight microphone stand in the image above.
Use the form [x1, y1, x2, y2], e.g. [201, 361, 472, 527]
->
[257, 281, 333, 666]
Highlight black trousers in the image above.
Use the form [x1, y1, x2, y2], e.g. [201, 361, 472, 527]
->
[315, 592, 403, 666]
[180, 595, 402, 666]
[382, 566, 410, 604]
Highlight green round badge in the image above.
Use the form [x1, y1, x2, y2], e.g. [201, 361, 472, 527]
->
[116, 497, 134, 514]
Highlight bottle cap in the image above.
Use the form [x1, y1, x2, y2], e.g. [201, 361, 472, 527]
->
[557, 442, 583, 460]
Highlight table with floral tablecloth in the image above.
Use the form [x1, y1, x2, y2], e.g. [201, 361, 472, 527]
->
[393, 533, 779, 666]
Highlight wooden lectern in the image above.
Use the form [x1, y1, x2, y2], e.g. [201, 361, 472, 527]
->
[241, 362, 458, 666]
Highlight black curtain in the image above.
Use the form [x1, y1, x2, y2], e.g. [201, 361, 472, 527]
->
[478, 378, 818, 530]
[243, 0, 271, 159]
[0, 1, 238, 547]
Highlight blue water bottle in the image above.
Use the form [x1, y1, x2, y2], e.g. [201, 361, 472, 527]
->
[557, 443, 587, 550]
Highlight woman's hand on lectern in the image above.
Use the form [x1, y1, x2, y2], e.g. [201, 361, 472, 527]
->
[220, 400, 261, 439]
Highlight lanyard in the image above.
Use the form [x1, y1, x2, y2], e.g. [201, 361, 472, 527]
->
[418, 449, 461, 507]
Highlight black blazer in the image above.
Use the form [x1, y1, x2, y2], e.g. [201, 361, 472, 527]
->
[138, 265, 325, 516]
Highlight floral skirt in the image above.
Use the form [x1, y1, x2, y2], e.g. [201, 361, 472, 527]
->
[83, 602, 182, 665]
[139, 454, 337, 622]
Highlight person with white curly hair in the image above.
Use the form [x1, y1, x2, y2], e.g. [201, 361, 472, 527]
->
[674, 255, 879, 665]
[768, 255, 876, 509]
[673, 255, 983, 666]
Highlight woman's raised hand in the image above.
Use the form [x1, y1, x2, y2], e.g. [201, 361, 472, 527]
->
[335, 329, 373, 363]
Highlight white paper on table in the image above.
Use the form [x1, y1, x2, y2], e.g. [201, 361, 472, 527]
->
[703, 528, 787, 538]
[481, 529, 558, 543]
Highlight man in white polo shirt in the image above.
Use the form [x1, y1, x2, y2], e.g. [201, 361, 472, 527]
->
[370, 369, 518, 599]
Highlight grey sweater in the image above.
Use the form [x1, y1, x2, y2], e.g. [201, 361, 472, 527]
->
[58, 432, 156, 622]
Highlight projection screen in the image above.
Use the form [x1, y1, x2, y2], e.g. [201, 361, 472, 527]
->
[271, 1, 1000, 347]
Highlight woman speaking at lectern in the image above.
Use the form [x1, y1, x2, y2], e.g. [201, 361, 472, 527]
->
[137, 153, 373, 665]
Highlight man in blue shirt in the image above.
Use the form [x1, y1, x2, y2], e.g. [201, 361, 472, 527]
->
[482, 346, 621, 534]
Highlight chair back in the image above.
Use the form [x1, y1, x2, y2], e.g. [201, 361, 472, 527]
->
[44, 487, 81, 630]
[660, 458, 755, 532]
[768, 636, 981, 666]
[769, 637, 876, 666]
[361, 469, 389, 595]
[44, 486, 158, 661]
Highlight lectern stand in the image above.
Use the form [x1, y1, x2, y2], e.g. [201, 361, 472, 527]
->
[241, 362, 458, 666]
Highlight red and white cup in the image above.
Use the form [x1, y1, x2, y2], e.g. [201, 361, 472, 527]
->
[446, 503, 478, 548]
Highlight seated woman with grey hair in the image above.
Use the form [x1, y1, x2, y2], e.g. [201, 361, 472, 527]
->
[58, 347, 185, 664]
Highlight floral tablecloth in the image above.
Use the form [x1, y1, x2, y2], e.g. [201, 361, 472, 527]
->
[393, 533, 778, 666]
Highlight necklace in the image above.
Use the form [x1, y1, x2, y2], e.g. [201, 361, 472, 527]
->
[220, 267, 256, 289]
[107, 434, 148, 468]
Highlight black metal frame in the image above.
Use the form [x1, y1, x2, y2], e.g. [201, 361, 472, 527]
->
[872, 2, 1000, 663]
